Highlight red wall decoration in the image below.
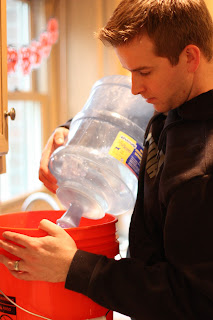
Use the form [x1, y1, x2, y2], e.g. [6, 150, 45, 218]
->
[7, 18, 59, 75]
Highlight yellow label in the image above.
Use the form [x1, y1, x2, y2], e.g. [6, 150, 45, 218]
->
[109, 131, 143, 178]
[109, 132, 136, 164]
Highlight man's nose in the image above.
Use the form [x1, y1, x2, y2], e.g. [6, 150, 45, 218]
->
[131, 73, 145, 95]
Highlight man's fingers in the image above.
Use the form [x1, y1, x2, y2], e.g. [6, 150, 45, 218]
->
[38, 219, 66, 237]
[39, 171, 58, 193]
[0, 255, 31, 279]
[53, 128, 68, 147]
[43, 183, 57, 194]
[0, 255, 28, 273]
[9, 270, 33, 281]
[0, 231, 39, 252]
[0, 254, 9, 267]
[39, 167, 57, 184]
[0, 220, 65, 252]
[54, 134, 64, 146]
[38, 127, 69, 193]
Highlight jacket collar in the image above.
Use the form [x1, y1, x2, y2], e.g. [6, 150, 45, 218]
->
[156, 90, 213, 155]
[175, 90, 213, 121]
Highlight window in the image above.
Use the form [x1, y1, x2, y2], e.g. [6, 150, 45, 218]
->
[0, 0, 50, 205]
[7, 0, 31, 92]
[0, 99, 43, 201]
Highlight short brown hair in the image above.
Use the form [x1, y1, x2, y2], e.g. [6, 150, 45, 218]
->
[98, 0, 213, 65]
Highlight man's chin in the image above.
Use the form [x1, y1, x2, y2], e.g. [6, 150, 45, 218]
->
[152, 103, 170, 114]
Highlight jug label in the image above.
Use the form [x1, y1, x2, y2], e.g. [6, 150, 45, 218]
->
[109, 131, 143, 178]
[0, 294, 16, 319]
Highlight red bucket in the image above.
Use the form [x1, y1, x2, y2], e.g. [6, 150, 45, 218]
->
[0, 210, 119, 320]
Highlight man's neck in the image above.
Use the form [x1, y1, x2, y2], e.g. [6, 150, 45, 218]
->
[190, 57, 213, 99]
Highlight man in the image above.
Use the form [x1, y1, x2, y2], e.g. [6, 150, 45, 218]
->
[1, 0, 213, 318]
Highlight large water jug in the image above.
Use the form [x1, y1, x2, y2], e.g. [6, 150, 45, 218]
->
[49, 75, 153, 228]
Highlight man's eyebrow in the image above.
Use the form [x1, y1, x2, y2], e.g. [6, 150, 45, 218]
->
[127, 66, 151, 72]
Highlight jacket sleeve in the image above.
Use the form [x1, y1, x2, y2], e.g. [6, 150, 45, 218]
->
[65, 174, 213, 320]
[59, 118, 72, 129]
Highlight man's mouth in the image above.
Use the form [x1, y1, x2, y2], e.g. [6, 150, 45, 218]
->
[145, 97, 156, 104]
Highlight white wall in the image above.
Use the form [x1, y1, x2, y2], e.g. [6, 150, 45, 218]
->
[66, 0, 122, 119]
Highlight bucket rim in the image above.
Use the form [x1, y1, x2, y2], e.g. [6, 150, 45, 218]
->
[0, 210, 118, 232]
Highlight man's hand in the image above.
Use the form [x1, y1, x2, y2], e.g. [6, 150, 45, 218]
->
[0, 219, 77, 282]
[39, 127, 69, 193]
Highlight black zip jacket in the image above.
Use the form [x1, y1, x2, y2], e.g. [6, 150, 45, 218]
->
[65, 90, 213, 319]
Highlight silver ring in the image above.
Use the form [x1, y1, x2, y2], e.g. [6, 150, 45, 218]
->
[14, 260, 20, 272]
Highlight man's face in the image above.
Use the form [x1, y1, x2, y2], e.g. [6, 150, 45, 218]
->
[115, 34, 193, 113]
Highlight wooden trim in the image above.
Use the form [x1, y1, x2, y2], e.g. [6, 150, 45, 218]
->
[0, 156, 6, 174]
[96, 0, 104, 79]
[45, 0, 59, 132]
[58, 0, 68, 124]
[8, 91, 47, 102]
[0, 0, 8, 156]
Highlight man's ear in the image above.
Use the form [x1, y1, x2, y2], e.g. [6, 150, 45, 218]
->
[184, 45, 200, 73]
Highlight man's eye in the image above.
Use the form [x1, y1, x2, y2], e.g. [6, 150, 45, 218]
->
[139, 71, 151, 76]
